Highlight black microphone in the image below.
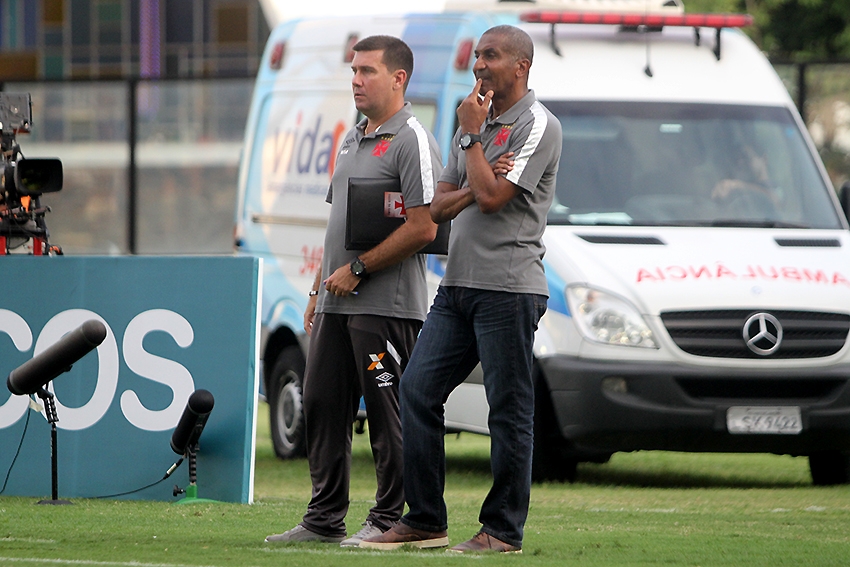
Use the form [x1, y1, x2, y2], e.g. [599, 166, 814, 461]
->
[170, 389, 215, 455]
[6, 319, 107, 396]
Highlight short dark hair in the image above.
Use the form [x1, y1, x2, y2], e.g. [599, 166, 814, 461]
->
[352, 35, 414, 91]
[483, 25, 534, 64]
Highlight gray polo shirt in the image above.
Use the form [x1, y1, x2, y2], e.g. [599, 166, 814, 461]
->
[317, 102, 443, 321]
[439, 90, 562, 296]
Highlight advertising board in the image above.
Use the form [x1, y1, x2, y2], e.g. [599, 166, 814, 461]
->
[0, 256, 261, 503]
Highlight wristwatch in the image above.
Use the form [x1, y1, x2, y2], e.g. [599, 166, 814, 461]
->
[459, 132, 481, 150]
[350, 257, 369, 280]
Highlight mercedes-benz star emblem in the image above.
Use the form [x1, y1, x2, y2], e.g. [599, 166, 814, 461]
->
[742, 312, 783, 355]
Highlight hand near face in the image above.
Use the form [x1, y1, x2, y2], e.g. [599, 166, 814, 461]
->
[457, 79, 493, 134]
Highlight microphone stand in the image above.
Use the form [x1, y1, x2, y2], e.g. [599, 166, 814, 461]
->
[172, 444, 218, 504]
[36, 386, 72, 505]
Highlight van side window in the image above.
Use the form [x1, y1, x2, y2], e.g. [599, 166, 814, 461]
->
[408, 101, 437, 132]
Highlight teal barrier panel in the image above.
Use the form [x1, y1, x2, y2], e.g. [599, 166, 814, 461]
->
[0, 256, 260, 503]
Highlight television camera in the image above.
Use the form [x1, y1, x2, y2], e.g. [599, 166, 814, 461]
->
[0, 93, 63, 255]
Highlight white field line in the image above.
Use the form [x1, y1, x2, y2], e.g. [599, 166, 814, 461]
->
[0, 558, 247, 567]
[0, 550, 483, 565]
[260, 547, 483, 558]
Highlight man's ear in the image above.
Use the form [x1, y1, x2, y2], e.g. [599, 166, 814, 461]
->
[515, 58, 530, 79]
[393, 69, 408, 91]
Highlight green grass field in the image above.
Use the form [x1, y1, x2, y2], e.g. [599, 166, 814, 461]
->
[2, 402, 849, 566]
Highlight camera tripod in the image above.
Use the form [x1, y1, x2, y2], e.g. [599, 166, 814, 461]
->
[0, 197, 61, 255]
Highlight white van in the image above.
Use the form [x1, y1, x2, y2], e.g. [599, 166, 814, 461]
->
[235, 0, 850, 484]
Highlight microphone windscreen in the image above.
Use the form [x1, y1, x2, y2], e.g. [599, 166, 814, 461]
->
[7, 319, 107, 396]
[170, 389, 215, 455]
[188, 388, 215, 415]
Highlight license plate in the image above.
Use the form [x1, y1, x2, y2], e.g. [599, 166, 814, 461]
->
[726, 406, 802, 434]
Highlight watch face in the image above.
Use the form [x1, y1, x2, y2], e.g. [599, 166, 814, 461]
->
[460, 133, 480, 149]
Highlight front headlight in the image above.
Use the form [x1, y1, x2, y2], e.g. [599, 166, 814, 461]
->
[566, 285, 657, 348]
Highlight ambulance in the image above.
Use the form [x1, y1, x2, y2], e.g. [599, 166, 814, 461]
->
[234, 0, 850, 484]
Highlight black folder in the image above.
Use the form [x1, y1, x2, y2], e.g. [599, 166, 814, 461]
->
[345, 177, 449, 255]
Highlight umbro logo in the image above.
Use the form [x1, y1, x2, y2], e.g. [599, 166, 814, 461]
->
[375, 372, 395, 387]
[339, 136, 356, 155]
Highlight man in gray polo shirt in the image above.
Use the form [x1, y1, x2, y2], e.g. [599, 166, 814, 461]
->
[265, 35, 442, 547]
[362, 25, 561, 553]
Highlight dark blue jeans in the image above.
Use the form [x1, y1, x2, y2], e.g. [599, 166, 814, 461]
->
[400, 286, 547, 547]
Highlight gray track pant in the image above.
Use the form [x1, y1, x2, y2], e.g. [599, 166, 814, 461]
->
[299, 312, 421, 537]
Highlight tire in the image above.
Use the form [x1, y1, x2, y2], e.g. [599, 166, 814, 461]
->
[267, 346, 307, 459]
[809, 451, 850, 485]
[531, 370, 578, 483]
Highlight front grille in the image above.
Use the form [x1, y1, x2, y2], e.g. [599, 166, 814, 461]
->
[677, 377, 844, 401]
[660, 309, 850, 359]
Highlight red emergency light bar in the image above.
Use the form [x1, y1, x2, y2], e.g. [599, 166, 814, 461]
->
[520, 11, 753, 29]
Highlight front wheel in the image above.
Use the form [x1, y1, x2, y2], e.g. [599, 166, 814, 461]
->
[267, 346, 307, 459]
[531, 370, 578, 483]
[809, 451, 850, 485]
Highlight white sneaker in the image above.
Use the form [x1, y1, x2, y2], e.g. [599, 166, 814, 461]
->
[340, 521, 386, 548]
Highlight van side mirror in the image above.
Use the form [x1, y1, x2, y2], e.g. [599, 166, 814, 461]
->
[841, 181, 850, 224]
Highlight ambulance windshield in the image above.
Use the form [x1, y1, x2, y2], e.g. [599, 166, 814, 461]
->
[545, 101, 843, 229]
